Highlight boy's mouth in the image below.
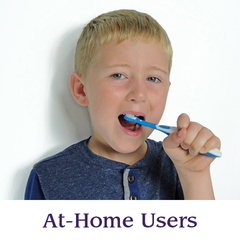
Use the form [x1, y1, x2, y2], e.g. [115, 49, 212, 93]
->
[118, 114, 144, 131]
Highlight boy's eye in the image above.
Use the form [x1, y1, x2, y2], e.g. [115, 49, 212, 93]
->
[147, 77, 161, 83]
[111, 73, 124, 79]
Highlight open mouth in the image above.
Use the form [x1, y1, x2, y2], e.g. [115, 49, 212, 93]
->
[118, 114, 144, 132]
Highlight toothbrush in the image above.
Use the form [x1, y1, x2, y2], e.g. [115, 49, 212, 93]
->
[124, 114, 222, 158]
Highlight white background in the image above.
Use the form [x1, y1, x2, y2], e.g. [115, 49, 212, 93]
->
[1, 0, 240, 200]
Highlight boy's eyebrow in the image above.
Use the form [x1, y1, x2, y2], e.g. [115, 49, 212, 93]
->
[103, 64, 131, 69]
[104, 64, 168, 74]
[149, 66, 168, 75]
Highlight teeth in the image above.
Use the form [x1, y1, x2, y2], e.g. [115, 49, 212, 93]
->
[135, 123, 141, 131]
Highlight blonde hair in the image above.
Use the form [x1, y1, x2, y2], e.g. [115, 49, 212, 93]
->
[75, 9, 173, 78]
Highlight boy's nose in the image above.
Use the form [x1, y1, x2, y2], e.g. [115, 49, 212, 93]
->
[126, 79, 147, 103]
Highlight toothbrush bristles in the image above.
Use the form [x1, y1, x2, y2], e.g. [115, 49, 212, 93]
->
[125, 114, 137, 120]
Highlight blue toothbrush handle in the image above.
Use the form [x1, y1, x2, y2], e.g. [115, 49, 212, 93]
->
[123, 115, 222, 158]
[201, 148, 222, 158]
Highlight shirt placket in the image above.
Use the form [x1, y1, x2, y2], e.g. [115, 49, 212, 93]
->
[123, 169, 140, 200]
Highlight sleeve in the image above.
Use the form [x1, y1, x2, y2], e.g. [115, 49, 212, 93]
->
[24, 169, 46, 200]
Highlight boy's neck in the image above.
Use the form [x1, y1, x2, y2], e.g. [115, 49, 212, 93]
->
[87, 137, 148, 165]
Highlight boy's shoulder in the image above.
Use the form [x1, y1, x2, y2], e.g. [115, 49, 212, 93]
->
[146, 138, 165, 157]
[33, 138, 89, 173]
[146, 138, 163, 148]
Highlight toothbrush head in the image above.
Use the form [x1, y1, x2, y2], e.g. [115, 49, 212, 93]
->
[124, 114, 138, 122]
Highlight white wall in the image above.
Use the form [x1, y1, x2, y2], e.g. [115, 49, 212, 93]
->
[1, 0, 239, 200]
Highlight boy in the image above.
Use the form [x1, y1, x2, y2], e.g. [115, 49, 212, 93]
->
[25, 9, 221, 200]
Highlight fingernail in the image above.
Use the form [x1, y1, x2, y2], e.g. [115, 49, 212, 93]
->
[177, 129, 183, 137]
[189, 149, 194, 155]
[181, 143, 189, 150]
[200, 147, 206, 153]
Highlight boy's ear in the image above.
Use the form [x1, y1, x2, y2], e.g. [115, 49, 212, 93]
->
[69, 72, 89, 106]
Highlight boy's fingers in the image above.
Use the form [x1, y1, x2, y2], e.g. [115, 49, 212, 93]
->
[199, 135, 221, 154]
[180, 122, 203, 151]
[187, 126, 212, 154]
[162, 128, 187, 150]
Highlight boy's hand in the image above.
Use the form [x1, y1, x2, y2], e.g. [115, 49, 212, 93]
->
[163, 113, 221, 173]
[162, 113, 221, 200]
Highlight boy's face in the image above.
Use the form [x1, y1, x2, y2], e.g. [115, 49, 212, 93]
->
[81, 39, 170, 161]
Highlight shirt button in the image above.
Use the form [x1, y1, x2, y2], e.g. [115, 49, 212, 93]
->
[128, 175, 135, 183]
[129, 194, 138, 200]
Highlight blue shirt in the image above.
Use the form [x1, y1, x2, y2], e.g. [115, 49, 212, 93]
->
[25, 138, 183, 200]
